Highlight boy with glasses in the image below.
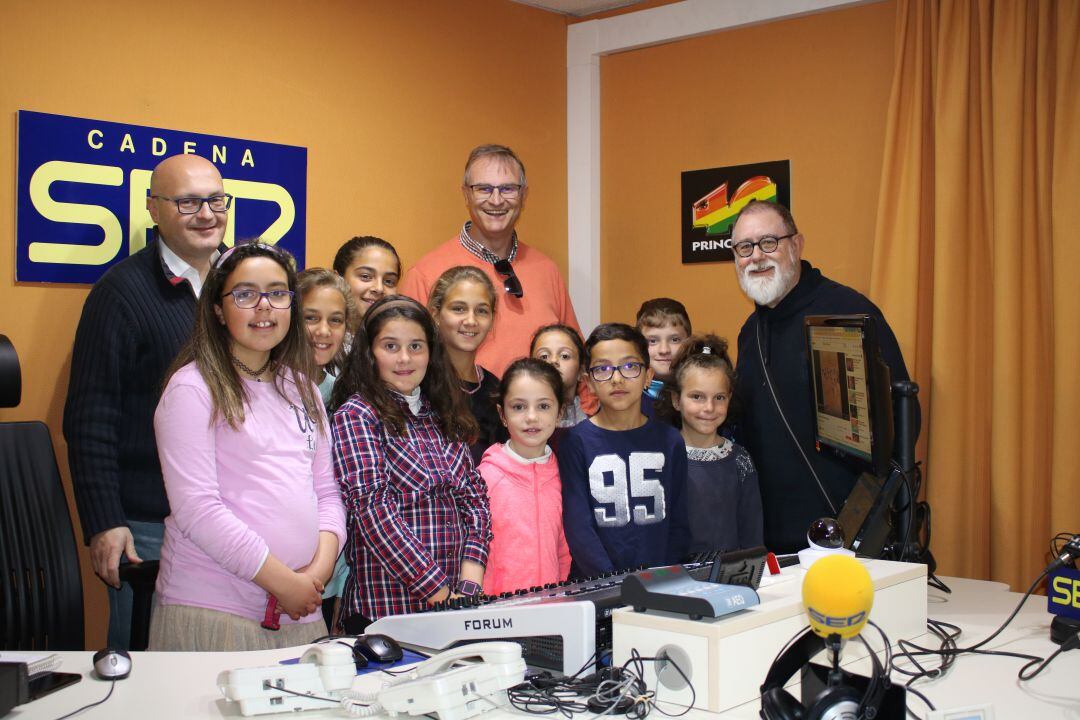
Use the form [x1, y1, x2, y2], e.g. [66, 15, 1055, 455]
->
[558, 323, 690, 577]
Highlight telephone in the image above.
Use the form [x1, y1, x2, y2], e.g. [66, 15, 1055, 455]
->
[218, 640, 526, 719]
[217, 642, 355, 716]
[375, 642, 526, 720]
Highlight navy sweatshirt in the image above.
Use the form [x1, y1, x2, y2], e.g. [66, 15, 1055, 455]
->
[558, 417, 690, 576]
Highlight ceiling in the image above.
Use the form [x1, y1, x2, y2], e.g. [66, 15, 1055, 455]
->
[510, 0, 646, 17]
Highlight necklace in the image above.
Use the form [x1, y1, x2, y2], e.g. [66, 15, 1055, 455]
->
[460, 365, 484, 395]
[231, 354, 273, 381]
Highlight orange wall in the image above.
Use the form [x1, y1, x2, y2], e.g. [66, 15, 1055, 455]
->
[600, 1, 896, 346]
[0, 0, 567, 649]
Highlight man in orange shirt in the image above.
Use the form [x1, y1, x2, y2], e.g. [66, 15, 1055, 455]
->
[399, 144, 580, 377]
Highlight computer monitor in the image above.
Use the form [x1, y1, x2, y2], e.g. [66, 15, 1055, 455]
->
[804, 315, 894, 479]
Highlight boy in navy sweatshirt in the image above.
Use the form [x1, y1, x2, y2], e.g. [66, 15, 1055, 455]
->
[558, 323, 690, 576]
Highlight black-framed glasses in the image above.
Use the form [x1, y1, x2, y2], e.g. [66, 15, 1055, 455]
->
[732, 233, 796, 258]
[221, 288, 295, 309]
[151, 194, 233, 214]
[468, 183, 523, 199]
[587, 361, 645, 383]
[494, 259, 523, 298]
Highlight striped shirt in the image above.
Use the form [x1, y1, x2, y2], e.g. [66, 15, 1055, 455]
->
[332, 391, 492, 621]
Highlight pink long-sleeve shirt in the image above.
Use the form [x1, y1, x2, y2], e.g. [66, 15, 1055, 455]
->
[153, 363, 346, 624]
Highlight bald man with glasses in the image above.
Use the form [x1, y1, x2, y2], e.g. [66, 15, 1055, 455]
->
[64, 153, 229, 648]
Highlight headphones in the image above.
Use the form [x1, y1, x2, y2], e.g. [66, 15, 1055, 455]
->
[759, 630, 887, 720]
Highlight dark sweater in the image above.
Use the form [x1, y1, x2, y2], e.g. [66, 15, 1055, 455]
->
[465, 366, 508, 467]
[734, 261, 914, 553]
[63, 236, 198, 543]
[559, 418, 690, 575]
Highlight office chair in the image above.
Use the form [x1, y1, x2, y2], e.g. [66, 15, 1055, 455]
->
[0, 334, 84, 650]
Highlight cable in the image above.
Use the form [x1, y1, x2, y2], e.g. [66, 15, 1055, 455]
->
[1018, 630, 1080, 681]
[508, 649, 696, 719]
[268, 683, 343, 704]
[51, 680, 116, 720]
[756, 322, 837, 514]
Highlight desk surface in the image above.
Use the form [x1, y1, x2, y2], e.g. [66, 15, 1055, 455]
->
[11, 575, 1080, 719]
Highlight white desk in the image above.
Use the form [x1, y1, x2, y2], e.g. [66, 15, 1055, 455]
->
[11, 576, 1080, 719]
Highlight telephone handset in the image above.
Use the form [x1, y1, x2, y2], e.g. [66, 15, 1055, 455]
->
[372, 642, 527, 720]
[402, 641, 523, 681]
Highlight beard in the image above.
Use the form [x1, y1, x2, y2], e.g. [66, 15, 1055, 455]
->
[737, 255, 798, 307]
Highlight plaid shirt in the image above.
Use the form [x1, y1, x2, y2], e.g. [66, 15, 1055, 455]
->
[459, 221, 518, 263]
[332, 391, 492, 621]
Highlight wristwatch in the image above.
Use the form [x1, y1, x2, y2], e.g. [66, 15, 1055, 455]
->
[455, 579, 482, 597]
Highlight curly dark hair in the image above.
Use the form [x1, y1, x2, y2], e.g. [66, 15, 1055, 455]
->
[331, 295, 478, 442]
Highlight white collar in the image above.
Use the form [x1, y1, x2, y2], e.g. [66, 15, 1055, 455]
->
[404, 386, 423, 416]
[159, 239, 218, 298]
[501, 441, 552, 465]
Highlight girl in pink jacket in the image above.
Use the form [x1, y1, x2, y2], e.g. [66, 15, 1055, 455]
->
[479, 359, 572, 595]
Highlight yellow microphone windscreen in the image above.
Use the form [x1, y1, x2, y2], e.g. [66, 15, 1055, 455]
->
[802, 554, 873, 640]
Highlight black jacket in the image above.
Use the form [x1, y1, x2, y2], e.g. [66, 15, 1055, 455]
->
[734, 261, 915, 553]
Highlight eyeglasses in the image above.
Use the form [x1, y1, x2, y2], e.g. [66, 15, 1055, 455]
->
[221, 288, 295, 309]
[732, 233, 796, 258]
[468, 183, 523, 199]
[151, 194, 233, 214]
[494, 259, 523, 298]
[587, 361, 646, 383]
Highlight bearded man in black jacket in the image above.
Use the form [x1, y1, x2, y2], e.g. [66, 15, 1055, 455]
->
[731, 200, 915, 553]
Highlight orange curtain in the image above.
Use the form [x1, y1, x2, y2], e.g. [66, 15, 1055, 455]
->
[871, 0, 1080, 590]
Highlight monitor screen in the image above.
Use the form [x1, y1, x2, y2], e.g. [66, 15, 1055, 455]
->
[807, 322, 873, 461]
[805, 315, 893, 478]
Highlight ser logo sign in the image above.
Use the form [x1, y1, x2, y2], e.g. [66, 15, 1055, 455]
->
[1048, 567, 1080, 621]
[16, 110, 307, 284]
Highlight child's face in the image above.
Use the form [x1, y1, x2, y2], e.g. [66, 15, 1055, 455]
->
[585, 339, 653, 414]
[498, 373, 559, 459]
[672, 366, 731, 442]
[302, 286, 347, 368]
[344, 246, 400, 311]
[531, 330, 581, 400]
[641, 320, 687, 381]
[372, 318, 429, 394]
[434, 280, 494, 355]
[216, 256, 291, 367]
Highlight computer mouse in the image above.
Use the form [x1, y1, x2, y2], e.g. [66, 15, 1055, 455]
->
[92, 648, 131, 680]
[355, 634, 403, 664]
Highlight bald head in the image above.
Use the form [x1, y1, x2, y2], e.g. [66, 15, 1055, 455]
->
[149, 153, 223, 196]
[147, 154, 228, 271]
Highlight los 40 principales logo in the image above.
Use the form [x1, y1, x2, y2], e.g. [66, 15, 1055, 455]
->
[16, 110, 308, 284]
[679, 159, 790, 264]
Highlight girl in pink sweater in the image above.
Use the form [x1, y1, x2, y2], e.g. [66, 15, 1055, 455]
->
[479, 358, 571, 595]
[151, 242, 345, 651]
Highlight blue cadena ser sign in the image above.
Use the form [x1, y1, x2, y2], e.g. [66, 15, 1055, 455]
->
[16, 110, 307, 284]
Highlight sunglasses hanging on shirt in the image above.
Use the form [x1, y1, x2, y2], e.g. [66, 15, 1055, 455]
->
[494, 259, 523, 298]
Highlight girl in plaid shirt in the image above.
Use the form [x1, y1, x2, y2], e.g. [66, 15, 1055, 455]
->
[330, 296, 492, 631]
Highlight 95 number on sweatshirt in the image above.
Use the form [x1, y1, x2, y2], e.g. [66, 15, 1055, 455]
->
[589, 453, 667, 527]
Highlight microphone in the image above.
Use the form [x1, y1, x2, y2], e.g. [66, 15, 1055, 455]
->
[802, 554, 873, 640]
[1048, 535, 1080, 572]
